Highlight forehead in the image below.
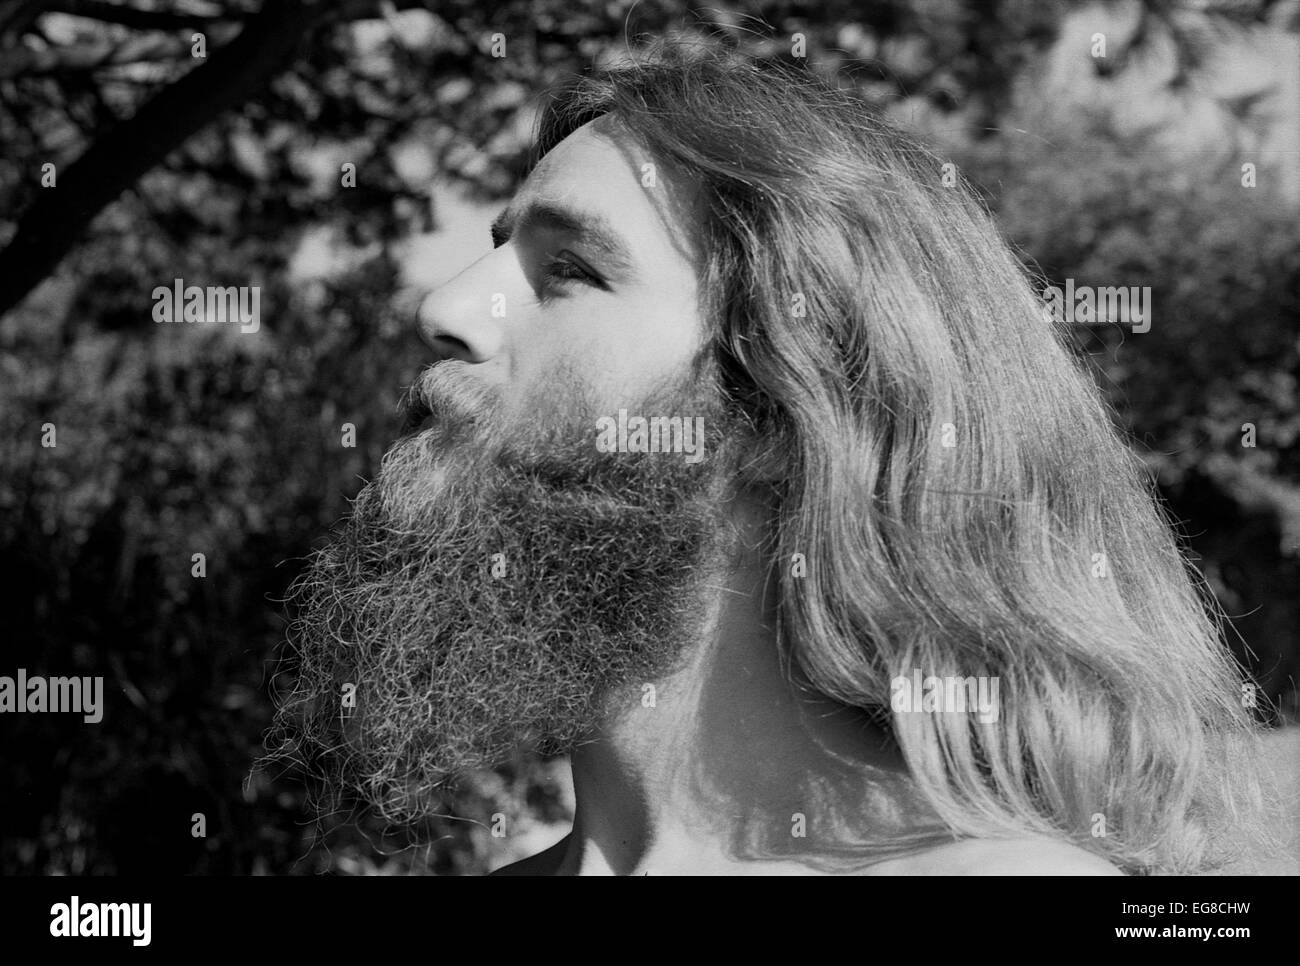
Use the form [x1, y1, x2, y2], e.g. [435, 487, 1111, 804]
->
[512, 117, 701, 263]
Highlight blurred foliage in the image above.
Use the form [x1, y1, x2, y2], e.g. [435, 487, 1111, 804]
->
[0, 0, 1296, 873]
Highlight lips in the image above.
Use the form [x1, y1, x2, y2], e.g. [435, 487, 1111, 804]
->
[400, 400, 432, 436]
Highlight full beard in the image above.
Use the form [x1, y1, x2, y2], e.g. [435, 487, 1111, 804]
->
[267, 361, 746, 824]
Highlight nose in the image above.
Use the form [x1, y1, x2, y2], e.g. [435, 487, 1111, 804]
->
[414, 262, 506, 364]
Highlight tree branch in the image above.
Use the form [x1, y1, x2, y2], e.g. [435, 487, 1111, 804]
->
[0, 0, 325, 319]
[43, 0, 242, 33]
[0, 27, 238, 77]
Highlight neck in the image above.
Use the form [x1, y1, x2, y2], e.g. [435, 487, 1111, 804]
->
[555, 495, 944, 875]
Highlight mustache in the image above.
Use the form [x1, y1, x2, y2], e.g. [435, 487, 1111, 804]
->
[397, 386, 430, 435]
[398, 362, 497, 436]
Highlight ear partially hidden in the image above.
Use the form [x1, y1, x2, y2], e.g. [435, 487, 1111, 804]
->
[724, 418, 793, 490]
[739, 439, 791, 487]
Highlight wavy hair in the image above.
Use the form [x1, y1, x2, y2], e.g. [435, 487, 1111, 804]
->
[532, 40, 1268, 873]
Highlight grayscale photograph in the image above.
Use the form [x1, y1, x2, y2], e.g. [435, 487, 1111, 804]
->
[0, 0, 1296, 940]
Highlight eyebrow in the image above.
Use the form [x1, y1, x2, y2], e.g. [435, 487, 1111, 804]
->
[490, 200, 636, 277]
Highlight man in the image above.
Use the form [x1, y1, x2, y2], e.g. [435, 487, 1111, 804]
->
[267, 42, 1267, 874]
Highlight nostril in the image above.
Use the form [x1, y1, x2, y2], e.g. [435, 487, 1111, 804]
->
[430, 334, 473, 363]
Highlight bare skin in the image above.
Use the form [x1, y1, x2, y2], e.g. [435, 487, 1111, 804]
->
[415, 118, 1122, 876]
[492, 497, 1121, 876]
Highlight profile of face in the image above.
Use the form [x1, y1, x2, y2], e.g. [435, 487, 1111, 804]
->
[275, 118, 753, 821]
[418, 115, 707, 420]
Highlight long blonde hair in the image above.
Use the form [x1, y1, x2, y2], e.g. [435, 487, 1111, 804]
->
[535, 40, 1267, 873]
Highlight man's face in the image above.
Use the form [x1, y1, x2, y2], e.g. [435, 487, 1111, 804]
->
[414, 116, 707, 421]
[274, 117, 749, 821]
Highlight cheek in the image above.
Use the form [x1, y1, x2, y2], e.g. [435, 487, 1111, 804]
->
[587, 316, 703, 408]
[613, 285, 703, 362]
[506, 288, 704, 415]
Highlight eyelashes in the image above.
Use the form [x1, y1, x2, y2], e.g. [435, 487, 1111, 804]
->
[541, 255, 599, 289]
[490, 233, 605, 295]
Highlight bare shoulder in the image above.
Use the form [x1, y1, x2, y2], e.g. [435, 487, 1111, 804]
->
[963, 838, 1125, 875]
[870, 837, 1124, 876]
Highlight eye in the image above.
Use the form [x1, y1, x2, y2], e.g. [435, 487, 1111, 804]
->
[541, 254, 600, 291]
